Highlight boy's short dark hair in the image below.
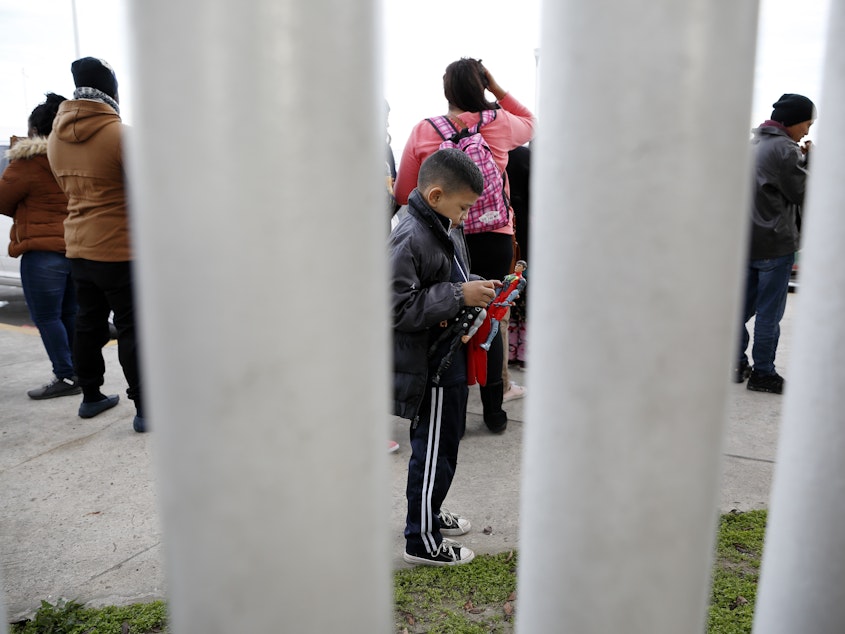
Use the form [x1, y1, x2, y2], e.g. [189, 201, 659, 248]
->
[418, 148, 484, 196]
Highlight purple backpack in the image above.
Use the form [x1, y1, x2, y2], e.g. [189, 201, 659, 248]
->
[426, 110, 509, 234]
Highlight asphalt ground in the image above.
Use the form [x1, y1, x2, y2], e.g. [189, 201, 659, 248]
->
[0, 290, 793, 622]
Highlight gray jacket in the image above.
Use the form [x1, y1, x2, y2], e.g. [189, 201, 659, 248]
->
[749, 124, 808, 260]
[389, 189, 473, 423]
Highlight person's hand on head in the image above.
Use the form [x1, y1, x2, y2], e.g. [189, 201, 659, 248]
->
[480, 65, 507, 101]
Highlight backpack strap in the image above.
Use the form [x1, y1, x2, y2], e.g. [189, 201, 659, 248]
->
[468, 109, 498, 134]
[426, 116, 459, 141]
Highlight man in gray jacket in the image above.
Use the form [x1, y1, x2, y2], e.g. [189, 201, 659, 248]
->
[736, 93, 816, 394]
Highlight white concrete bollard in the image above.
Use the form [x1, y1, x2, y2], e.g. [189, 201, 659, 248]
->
[516, 1, 760, 632]
[0, 569, 5, 634]
[126, 1, 391, 632]
[752, 5, 845, 632]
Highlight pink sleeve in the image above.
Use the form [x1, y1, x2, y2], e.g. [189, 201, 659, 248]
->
[394, 125, 423, 205]
[481, 95, 535, 171]
[497, 93, 535, 147]
[394, 120, 447, 205]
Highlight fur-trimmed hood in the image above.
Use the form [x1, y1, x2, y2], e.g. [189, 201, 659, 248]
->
[5, 137, 49, 161]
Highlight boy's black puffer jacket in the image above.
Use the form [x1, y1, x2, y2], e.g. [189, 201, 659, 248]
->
[389, 189, 473, 424]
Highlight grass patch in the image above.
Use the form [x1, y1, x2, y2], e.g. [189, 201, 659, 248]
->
[708, 509, 767, 634]
[394, 550, 518, 632]
[10, 599, 167, 634]
[9, 511, 767, 634]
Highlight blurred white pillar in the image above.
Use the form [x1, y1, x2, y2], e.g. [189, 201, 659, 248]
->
[127, 2, 390, 633]
[753, 6, 845, 633]
[517, 1, 759, 632]
[0, 570, 6, 634]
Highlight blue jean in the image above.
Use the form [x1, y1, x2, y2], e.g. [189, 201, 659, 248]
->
[20, 251, 77, 379]
[738, 253, 794, 376]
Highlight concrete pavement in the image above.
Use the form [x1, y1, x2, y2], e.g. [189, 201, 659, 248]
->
[0, 293, 796, 622]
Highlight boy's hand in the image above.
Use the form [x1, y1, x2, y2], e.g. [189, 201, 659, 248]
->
[462, 280, 499, 307]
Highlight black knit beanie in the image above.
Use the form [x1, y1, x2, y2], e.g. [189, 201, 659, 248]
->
[771, 93, 816, 127]
[71, 57, 118, 99]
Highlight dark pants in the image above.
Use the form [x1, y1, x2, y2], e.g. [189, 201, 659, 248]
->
[405, 382, 468, 555]
[464, 231, 512, 429]
[70, 259, 143, 413]
[738, 253, 794, 376]
[20, 251, 77, 379]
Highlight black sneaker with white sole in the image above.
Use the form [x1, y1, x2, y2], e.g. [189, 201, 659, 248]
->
[27, 376, 82, 400]
[403, 538, 476, 567]
[438, 508, 471, 536]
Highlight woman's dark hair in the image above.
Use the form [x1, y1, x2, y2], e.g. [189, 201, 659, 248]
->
[28, 93, 67, 136]
[443, 58, 498, 113]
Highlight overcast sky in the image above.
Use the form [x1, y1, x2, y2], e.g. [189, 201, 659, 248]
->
[0, 0, 832, 155]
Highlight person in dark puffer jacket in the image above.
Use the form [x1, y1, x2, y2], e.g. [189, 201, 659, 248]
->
[390, 149, 497, 567]
[0, 93, 81, 400]
[736, 93, 816, 395]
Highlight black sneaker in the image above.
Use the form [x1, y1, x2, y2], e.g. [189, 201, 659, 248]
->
[747, 371, 784, 394]
[439, 508, 471, 536]
[403, 539, 475, 567]
[27, 376, 82, 400]
[733, 361, 752, 383]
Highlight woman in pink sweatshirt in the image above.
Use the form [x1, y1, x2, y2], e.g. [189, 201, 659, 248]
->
[394, 58, 535, 433]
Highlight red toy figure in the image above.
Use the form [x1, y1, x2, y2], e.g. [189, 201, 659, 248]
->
[480, 260, 527, 351]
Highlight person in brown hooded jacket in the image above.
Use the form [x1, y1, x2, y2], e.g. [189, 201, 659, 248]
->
[47, 57, 145, 433]
[0, 93, 80, 399]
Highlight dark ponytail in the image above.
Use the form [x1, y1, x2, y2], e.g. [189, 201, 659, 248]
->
[28, 93, 67, 137]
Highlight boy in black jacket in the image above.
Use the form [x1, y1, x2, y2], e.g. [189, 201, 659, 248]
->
[390, 148, 499, 566]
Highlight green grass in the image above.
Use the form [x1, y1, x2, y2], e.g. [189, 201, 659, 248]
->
[394, 550, 518, 632]
[707, 509, 767, 634]
[10, 599, 167, 634]
[10, 511, 767, 634]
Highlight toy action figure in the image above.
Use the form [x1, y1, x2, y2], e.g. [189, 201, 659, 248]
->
[480, 260, 527, 351]
[429, 306, 487, 386]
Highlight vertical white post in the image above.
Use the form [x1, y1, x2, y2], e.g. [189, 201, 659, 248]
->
[753, 6, 845, 633]
[516, 1, 759, 632]
[70, 0, 81, 58]
[127, 1, 390, 633]
[0, 569, 6, 634]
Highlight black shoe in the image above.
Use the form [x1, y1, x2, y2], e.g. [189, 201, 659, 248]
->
[438, 508, 471, 536]
[481, 381, 507, 433]
[485, 418, 508, 434]
[133, 415, 147, 433]
[27, 376, 82, 400]
[78, 394, 120, 418]
[747, 371, 784, 394]
[733, 361, 752, 383]
[403, 539, 475, 567]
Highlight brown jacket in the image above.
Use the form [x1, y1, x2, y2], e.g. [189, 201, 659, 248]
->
[48, 99, 131, 261]
[0, 137, 70, 257]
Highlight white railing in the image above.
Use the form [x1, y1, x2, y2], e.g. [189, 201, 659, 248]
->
[752, 3, 845, 632]
[516, 1, 759, 631]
